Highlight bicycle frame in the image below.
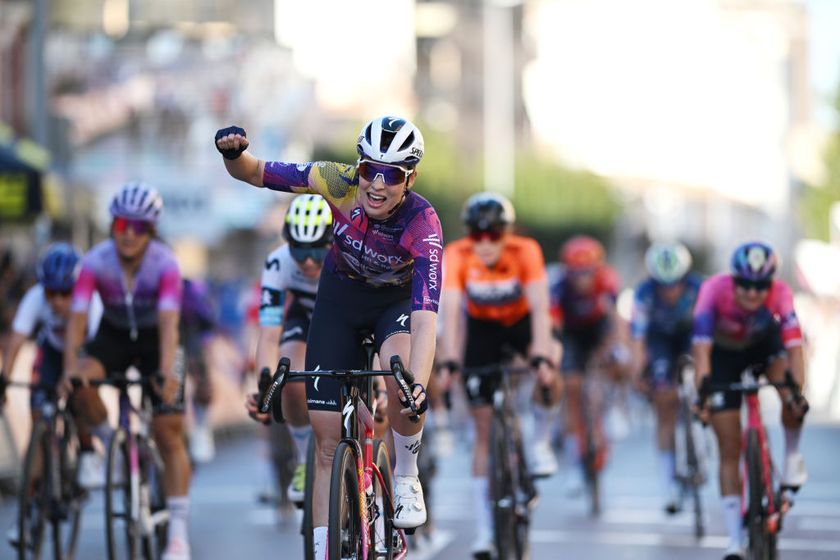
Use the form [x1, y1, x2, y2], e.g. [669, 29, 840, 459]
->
[740, 381, 778, 529]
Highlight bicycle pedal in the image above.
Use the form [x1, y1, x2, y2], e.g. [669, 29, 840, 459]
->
[780, 483, 800, 495]
[293, 500, 304, 510]
[403, 527, 416, 535]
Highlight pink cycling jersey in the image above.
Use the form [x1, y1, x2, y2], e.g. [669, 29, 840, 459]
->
[692, 273, 802, 350]
[262, 160, 443, 312]
[72, 239, 182, 332]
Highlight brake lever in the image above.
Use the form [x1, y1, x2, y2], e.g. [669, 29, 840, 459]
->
[390, 355, 419, 424]
[260, 357, 290, 423]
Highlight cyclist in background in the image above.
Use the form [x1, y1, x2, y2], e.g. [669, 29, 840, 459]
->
[693, 241, 808, 560]
[437, 192, 559, 557]
[550, 235, 620, 493]
[63, 182, 193, 560]
[0, 243, 103, 544]
[180, 277, 218, 464]
[217, 115, 441, 558]
[246, 194, 332, 505]
[629, 242, 701, 514]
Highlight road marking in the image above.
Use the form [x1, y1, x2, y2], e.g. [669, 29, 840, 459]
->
[531, 530, 840, 552]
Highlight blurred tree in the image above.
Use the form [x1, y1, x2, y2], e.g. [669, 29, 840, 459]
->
[312, 123, 620, 252]
[800, 87, 840, 240]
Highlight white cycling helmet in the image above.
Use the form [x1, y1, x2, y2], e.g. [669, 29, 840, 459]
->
[109, 181, 163, 223]
[283, 194, 333, 246]
[356, 116, 424, 169]
[645, 242, 692, 284]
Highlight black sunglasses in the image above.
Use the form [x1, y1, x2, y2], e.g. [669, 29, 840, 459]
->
[290, 246, 330, 264]
[734, 277, 771, 292]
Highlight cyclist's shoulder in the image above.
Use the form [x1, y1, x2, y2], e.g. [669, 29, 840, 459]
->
[506, 234, 541, 253]
[309, 161, 357, 193]
[596, 265, 620, 291]
[264, 244, 289, 268]
[700, 272, 730, 290]
[634, 277, 656, 298]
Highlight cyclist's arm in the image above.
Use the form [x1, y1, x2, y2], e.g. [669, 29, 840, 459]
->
[787, 344, 806, 389]
[158, 309, 180, 376]
[1, 331, 27, 382]
[4, 286, 41, 379]
[629, 336, 647, 383]
[409, 310, 437, 386]
[439, 287, 464, 364]
[255, 326, 282, 378]
[63, 312, 88, 377]
[523, 279, 553, 360]
[692, 340, 712, 387]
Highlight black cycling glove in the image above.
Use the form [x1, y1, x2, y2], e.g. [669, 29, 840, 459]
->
[399, 383, 429, 416]
[214, 126, 248, 160]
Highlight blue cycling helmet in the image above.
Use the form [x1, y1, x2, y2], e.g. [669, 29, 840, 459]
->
[37, 243, 81, 291]
[731, 241, 778, 281]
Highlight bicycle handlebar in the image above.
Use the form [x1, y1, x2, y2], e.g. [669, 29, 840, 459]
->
[700, 369, 807, 415]
[258, 355, 421, 424]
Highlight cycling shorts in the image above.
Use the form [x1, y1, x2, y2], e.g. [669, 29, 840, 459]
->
[559, 319, 610, 375]
[709, 323, 785, 413]
[304, 272, 411, 412]
[644, 330, 692, 390]
[83, 320, 185, 414]
[31, 342, 63, 411]
[462, 314, 531, 407]
[280, 299, 312, 344]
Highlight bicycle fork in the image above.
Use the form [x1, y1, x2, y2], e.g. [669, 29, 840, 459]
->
[741, 393, 781, 534]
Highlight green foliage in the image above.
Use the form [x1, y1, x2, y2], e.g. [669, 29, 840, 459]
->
[312, 123, 620, 248]
[800, 88, 840, 240]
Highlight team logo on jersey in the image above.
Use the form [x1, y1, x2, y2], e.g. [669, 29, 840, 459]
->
[351, 207, 363, 223]
[396, 314, 409, 327]
[422, 233, 442, 250]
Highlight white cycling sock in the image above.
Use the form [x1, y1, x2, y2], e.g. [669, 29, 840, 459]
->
[784, 427, 801, 457]
[472, 477, 492, 536]
[167, 496, 190, 544]
[313, 526, 328, 560]
[564, 433, 580, 466]
[721, 495, 742, 548]
[192, 403, 208, 427]
[533, 404, 559, 444]
[92, 420, 114, 449]
[658, 450, 677, 496]
[289, 425, 312, 466]
[392, 428, 423, 478]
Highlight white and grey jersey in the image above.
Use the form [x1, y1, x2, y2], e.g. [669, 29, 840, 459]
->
[259, 245, 320, 327]
[12, 284, 103, 350]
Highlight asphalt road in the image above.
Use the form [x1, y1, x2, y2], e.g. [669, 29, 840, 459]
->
[2, 400, 839, 559]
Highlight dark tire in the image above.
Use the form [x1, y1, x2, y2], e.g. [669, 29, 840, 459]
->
[18, 421, 48, 560]
[105, 428, 139, 560]
[509, 418, 533, 560]
[681, 401, 704, 539]
[56, 409, 83, 558]
[489, 414, 514, 559]
[302, 435, 316, 560]
[582, 409, 601, 518]
[370, 439, 394, 560]
[139, 438, 168, 560]
[328, 441, 362, 560]
[746, 429, 775, 560]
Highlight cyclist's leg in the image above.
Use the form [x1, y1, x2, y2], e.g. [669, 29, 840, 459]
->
[184, 330, 214, 463]
[647, 335, 681, 508]
[560, 329, 587, 483]
[709, 344, 745, 553]
[461, 317, 504, 549]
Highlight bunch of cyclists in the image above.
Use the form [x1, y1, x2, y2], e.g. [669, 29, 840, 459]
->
[0, 114, 812, 560]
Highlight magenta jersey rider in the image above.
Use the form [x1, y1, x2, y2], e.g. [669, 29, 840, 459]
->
[263, 161, 443, 313]
[692, 273, 803, 351]
[71, 239, 183, 333]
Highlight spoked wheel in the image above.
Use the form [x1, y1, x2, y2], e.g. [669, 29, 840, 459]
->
[17, 422, 49, 560]
[139, 438, 168, 559]
[302, 436, 316, 560]
[509, 418, 533, 560]
[56, 410, 84, 558]
[746, 430, 776, 560]
[329, 441, 363, 560]
[489, 414, 515, 560]
[369, 439, 395, 560]
[105, 428, 140, 560]
[681, 404, 704, 539]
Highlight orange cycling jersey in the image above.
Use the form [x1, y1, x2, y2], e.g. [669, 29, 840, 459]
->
[443, 235, 547, 326]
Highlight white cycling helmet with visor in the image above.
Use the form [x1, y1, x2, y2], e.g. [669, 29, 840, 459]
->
[356, 116, 424, 169]
[109, 182, 163, 224]
[645, 242, 692, 285]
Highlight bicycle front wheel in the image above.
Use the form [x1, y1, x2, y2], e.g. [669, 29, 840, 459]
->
[509, 417, 533, 560]
[370, 439, 395, 560]
[328, 441, 363, 560]
[139, 437, 168, 560]
[489, 414, 514, 560]
[302, 435, 316, 560]
[105, 427, 139, 560]
[746, 429, 776, 560]
[680, 402, 704, 539]
[55, 409, 83, 558]
[17, 421, 49, 560]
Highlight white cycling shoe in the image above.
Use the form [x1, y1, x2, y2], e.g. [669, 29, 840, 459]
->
[722, 543, 745, 560]
[530, 440, 559, 478]
[189, 424, 216, 464]
[782, 452, 807, 489]
[162, 536, 191, 560]
[393, 475, 426, 528]
[471, 529, 495, 559]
